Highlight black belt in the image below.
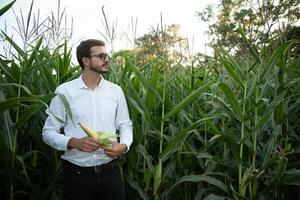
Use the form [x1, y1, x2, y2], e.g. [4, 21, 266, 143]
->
[63, 159, 119, 174]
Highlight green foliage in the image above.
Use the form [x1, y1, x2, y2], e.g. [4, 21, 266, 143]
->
[135, 24, 189, 65]
[0, 32, 79, 199]
[197, 0, 300, 54]
[107, 33, 300, 199]
[0, 0, 15, 17]
[1, 32, 300, 199]
[1, 1, 300, 200]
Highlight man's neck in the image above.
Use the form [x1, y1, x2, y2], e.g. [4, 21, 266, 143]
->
[82, 71, 101, 90]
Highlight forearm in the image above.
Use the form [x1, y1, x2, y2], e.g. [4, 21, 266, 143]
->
[42, 129, 71, 151]
[119, 129, 133, 152]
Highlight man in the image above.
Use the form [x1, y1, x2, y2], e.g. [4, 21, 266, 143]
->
[42, 39, 133, 200]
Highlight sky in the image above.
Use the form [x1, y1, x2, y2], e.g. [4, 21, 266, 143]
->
[0, 0, 219, 56]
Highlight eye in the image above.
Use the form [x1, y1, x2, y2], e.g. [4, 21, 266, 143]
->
[99, 53, 107, 59]
[90, 53, 110, 60]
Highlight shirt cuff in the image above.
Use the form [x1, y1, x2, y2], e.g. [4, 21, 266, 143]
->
[62, 136, 72, 150]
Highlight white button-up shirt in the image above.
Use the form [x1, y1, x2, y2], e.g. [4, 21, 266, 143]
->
[42, 75, 133, 167]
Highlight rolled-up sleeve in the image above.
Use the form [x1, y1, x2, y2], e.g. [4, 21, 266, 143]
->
[42, 89, 71, 151]
[116, 88, 133, 152]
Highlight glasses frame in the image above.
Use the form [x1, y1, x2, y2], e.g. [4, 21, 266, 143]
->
[90, 53, 111, 61]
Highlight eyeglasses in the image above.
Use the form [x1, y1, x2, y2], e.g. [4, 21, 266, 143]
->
[90, 53, 111, 61]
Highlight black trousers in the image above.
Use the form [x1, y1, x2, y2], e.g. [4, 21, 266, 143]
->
[63, 160, 125, 200]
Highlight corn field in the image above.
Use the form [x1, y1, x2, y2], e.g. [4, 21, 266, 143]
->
[1, 1, 300, 200]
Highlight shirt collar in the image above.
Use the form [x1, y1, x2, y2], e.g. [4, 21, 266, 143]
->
[77, 74, 105, 89]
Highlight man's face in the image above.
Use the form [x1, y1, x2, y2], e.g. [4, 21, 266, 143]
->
[88, 46, 110, 74]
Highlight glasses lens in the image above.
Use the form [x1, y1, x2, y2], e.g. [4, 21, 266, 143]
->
[99, 53, 107, 60]
[99, 53, 111, 60]
[90, 53, 110, 60]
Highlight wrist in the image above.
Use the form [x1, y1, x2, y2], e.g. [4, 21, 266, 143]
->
[121, 143, 127, 153]
[67, 138, 78, 149]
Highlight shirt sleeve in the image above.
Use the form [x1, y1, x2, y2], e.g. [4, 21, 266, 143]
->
[42, 88, 71, 151]
[116, 88, 133, 152]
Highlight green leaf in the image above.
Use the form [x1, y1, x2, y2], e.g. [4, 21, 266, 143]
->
[26, 36, 43, 68]
[0, 0, 16, 16]
[245, 76, 257, 101]
[253, 109, 273, 131]
[16, 155, 30, 182]
[39, 64, 57, 91]
[0, 96, 40, 112]
[160, 116, 218, 161]
[136, 144, 155, 174]
[203, 194, 229, 200]
[260, 40, 296, 82]
[16, 105, 41, 128]
[56, 93, 74, 125]
[1, 31, 26, 59]
[238, 26, 260, 63]
[0, 90, 14, 150]
[163, 81, 211, 120]
[0, 58, 17, 82]
[127, 179, 149, 200]
[0, 83, 32, 95]
[216, 49, 244, 87]
[126, 94, 151, 124]
[129, 62, 162, 102]
[145, 64, 159, 113]
[268, 157, 288, 189]
[154, 159, 162, 197]
[219, 134, 240, 162]
[124, 75, 151, 121]
[261, 133, 276, 167]
[170, 174, 228, 194]
[218, 82, 243, 121]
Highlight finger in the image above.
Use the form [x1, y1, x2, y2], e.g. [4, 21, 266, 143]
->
[106, 154, 118, 159]
[82, 146, 93, 152]
[106, 154, 115, 158]
[104, 149, 114, 155]
[104, 149, 117, 157]
[110, 141, 118, 145]
[90, 138, 101, 145]
[82, 141, 99, 151]
[104, 152, 114, 158]
[86, 137, 99, 143]
[85, 139, 101, 147]
[101, 145, 113, 151]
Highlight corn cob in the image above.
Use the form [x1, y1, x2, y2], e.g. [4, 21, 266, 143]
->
[78, 123, 98, 139]
[79, 123, 118, 147]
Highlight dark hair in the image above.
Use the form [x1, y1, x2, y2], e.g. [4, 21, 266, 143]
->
[76, 39, 105, 69]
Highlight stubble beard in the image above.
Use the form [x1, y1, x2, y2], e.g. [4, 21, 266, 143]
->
[90, 64, 109, 74]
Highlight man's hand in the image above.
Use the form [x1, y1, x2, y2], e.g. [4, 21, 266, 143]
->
[102, 141, 127, 159]
[67, 137, 101, 152]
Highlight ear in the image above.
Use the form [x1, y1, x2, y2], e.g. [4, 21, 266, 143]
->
[82, 57, 90, 68]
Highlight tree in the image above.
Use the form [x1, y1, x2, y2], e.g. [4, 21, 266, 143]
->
[197, 0, 300, 53]
[134, 24, 189, 65]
